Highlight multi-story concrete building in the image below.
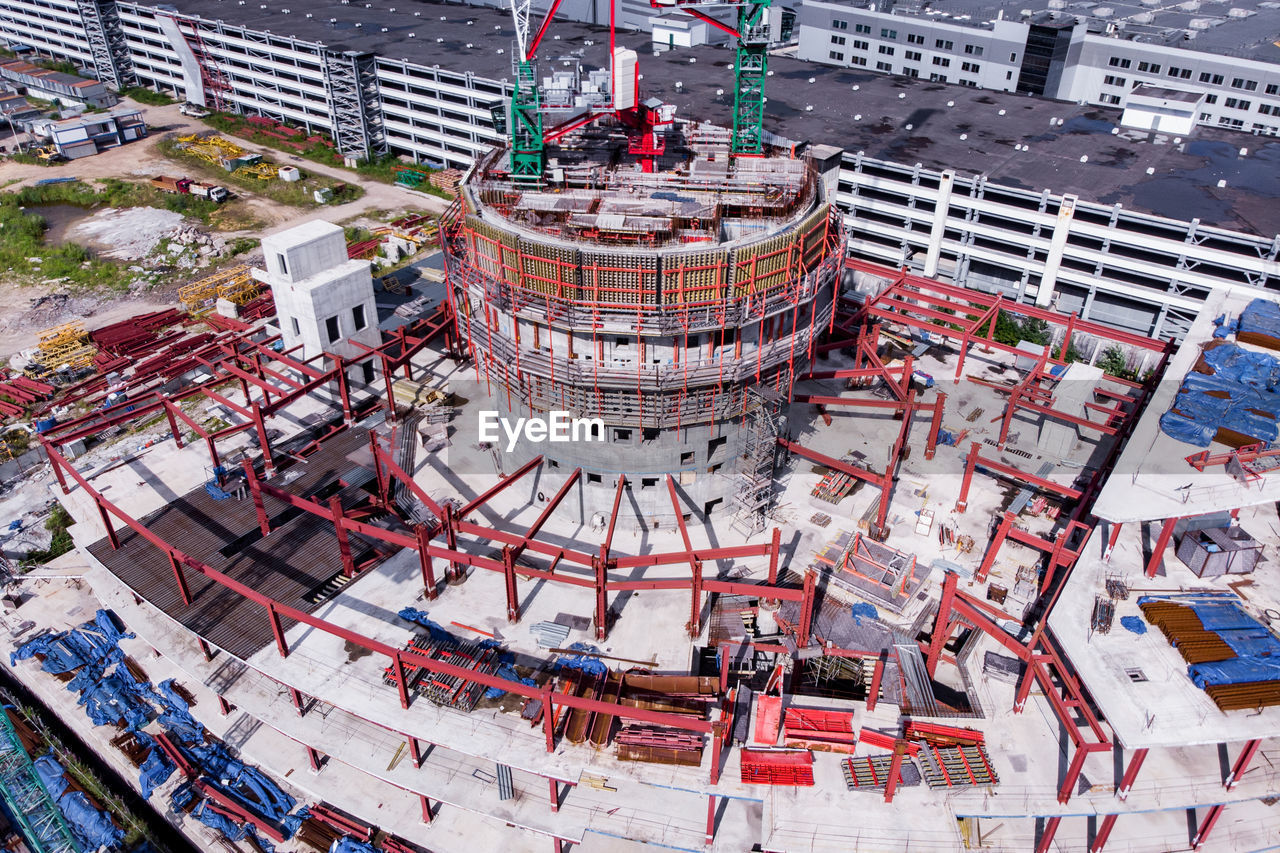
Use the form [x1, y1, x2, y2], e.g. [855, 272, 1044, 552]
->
[797, 0, 1280, 136]
[1, 0, 1277, 343]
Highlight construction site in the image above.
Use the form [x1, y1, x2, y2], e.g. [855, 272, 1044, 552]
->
[0, 0, 1279, 851]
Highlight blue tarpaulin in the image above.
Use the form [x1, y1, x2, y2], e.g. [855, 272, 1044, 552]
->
[154, 678, 205, 743]
[331, 838, 379, 853]
[191, 799, 247, 842]
[137, 733, 175, 799]
[851, 603, 879, 624]
[1188, 601, 1260, 632]
[1160, 341, 1280, 446]
[1239, 298, 1280, 342]
[1119, 616, 1147, 635]
[397, 608, 462, 644]
[485, 656, 536, 699]
[34, 750, 125, 850]
[554, 642, 608, 678]
[11, 610, 133, 674]
[1190, 657, 1280, 688]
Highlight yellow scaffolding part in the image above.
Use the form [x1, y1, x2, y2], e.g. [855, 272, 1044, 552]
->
[217, 275, 259, 306]
[180, 265, 251, 316]
[234, 162, 278, 181]
[35, 321, 96, 370]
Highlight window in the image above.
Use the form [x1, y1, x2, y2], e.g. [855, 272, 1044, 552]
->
[1267, 84, 1279, 95]
[1204, 94, 1218, 104]
[325, 316, 341, 343]
[829, 51, 844, 61]
[1231, 77, 1258, 91]
[587, 473, 602, 483]
[614, 428, 631, 441]
[1199, 112, 1212, 121]
[290, 317, 300, 336]
[1200, 72, 1224, 85]
[855, 23, 871, 33]
[1167, 66, 1192, 79]
[904, 50, 921, 61]
[876, 61, 892, 71]
[680, 451, 694, 464]
[932, 56, 950, 67]
[929, 73, 947, 83]
[962, 61, 980, 73]
[641, 477, 658, 488]
[907, 33, 924, 44]
[276, 253, 288, 276]
[831, 34, 846, 45]
[1101, 94, 1122, 105]
[853, 39, 869, 50]
[880, 27, 897, 38]
[1260, 104, 1276, 116]
[1006, 70, 1013, 80]
[1103, 75, 1126, 86]
[1108, 57, 1132, 69]
[959, 78, 978, 87]
[935, 39, 953, 50]
[643, 427, 660, 441]
[878, 45, 895, 55]
[352, 304, 366, 331]
[1137, 61, 1160, 73]
[851, 56, 867, 66]
[964, 44, 984, 56]
[1254, 123, 1278, 135]
[1010, 52, 1017, 62]
[902, 67, 919, 77]
[1225, 97, 1251, 110]
[1219, 116, 1244, 129]
[832, 17, 848, 29]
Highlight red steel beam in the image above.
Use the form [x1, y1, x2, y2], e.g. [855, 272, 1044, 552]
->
[1145, 516, 1179, 578]
[1192, 804, 1226, 851]
[1225, 738, 1261, 790]
[458, 455, 543, 517]
[667, 475, 705, 638]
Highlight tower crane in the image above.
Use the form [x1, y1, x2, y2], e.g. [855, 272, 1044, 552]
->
[501, 0, 677, 179]
[650, 0, 772, 155]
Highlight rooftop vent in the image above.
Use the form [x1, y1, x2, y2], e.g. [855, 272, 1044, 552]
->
[381, 26, 388, 31]
[408, 32, 414, 37]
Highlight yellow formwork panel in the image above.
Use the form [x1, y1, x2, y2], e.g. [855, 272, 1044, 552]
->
[216, 275, 258, 306]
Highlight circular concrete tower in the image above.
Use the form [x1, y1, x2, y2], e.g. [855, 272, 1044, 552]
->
[441, 124, 845, 527]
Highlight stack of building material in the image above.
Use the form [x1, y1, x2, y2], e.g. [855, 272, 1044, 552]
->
[531, 621, 571, 649]
[916, 743, 999, 789]
[811, 465, 855, 503]
[615, 726, 704, 765]
[90, 310, 186, 358]
[1140, 593, 1280, 711]
[740, 749, 815, 786]
[843, 755, 923, 791]
[429, 169, 463, 194]
[781, 708, 857, 753]
[0, 374, 55, 416]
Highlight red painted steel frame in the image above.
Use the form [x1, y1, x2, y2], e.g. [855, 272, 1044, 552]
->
[777, 437, 893, 531]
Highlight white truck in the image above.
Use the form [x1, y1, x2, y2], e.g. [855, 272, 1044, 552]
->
[188, 182, 230, 203]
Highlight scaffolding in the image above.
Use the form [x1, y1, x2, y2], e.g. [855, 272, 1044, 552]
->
[76, 0, 136, 89]
[321, 49, 386, 159]
[730, 385, 783, 537]
[160, 14, 235, 113]
[180, 265, 251, 316]
[36, 322, 95, 371]
[0, 713, 79, 853]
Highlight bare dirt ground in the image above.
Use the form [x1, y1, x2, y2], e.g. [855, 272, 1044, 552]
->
[0, 98, 449, 358]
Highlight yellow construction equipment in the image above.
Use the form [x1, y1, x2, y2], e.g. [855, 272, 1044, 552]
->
[216, 274, 259, 306]
[234, 162, 278, 181]
[35, 321, 95, 370]
[180, 265, 251, 316]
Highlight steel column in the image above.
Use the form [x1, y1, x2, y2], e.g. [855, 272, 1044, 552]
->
[289, 687, 306, 716]
[1145, 516, 1179, 578]
[503, 546, 520, 623]
[1091, 813, 1118, 852]
[1191, 804, 1225, 850]
[768, 526, 781, 585]
[797, 570, 816, 646]
[168, 552, 193, 607]
[548, 777, 560, 812]
[267, 603, 289, 657]
[416, 523, 437, 600]
[330, 495, 357, 578]
[243, 458, 270, 537]
[977, 512, 1014, 582]
[924, 392, 945, 460]
[420, 795, 433, 824]
[307, 745, 323, 772]
[1058, 744, 1091, 803]
[705, 794, 716, 844]
[883, 741, 906, 803]
[217, 695, 231, 715]
[955, 441, 981, 512]
[1116, 747, 1147, 799]
[868, 651, 886, 712]
[408, 736, 423, 768]
[925, 570, 958, 677]
[1036, 816, 1062, 853]
[392, 652, 411, 709]
[1225, 738, 1261, 790]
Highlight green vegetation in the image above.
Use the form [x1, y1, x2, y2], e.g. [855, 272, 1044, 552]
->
[227, 236, 260, 256]
[119, 86, 176, 106]
[21, 504, 73, 566]
[157, 137, 363, 208]
[976, 312, 1051, 348]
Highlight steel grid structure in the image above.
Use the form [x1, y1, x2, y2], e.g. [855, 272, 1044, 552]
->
[76, 0, 136, 89]
[322, 49, 387, 160]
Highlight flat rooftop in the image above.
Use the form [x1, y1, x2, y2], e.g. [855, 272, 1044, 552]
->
[856, 0, 1280, 64]
[159, 0, 1280, 237]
